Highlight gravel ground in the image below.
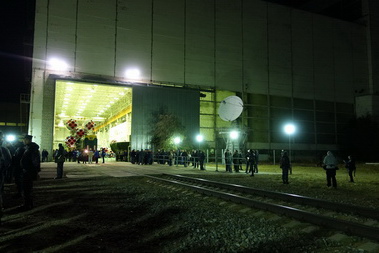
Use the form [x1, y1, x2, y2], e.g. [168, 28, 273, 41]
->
[0, 162, 378, 252]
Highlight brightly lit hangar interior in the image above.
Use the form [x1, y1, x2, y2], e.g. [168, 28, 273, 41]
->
[54, 80, 132, 150]
[53, 79, 237, 152]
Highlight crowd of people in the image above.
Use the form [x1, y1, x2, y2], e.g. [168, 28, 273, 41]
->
[127, 149, 207, 170]
[0, 130, 359, 225]
[0, 133, 41, 225]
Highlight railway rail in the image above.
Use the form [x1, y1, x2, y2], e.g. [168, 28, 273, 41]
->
[143, 173, 379, 242]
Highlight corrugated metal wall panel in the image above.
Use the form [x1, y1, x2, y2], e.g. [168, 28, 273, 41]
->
[46, 0, 77, 70]
[243, 0, 268, 95]
[76, 0, 116, 75]
[152, 0, 185, 83]
[292, 10, 314, 100]
[115, 0, 152, 81]
[267, 4, 292, 97]
[215, 0, 243, 91]
[313, 16, 335, 101]
[131, 86, 199, 150]
[185, 0, 215, 86]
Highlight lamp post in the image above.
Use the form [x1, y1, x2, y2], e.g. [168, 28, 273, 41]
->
[229, 130, 239, 153]
[174, 137, 181, 166]
[283, 123, 296, 174]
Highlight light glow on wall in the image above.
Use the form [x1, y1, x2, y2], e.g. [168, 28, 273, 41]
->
[125, 68, 141, 80]
[48, 58, 69, 71]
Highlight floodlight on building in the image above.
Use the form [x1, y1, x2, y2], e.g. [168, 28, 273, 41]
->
[6, 134, 16, 142]
[48, 58, 68, 71]
[284, 123, 296, 135]
[125, 68, 141, 80]
[196, 134, 204, 143]
[174, 137, 181, 145]
[230, 130, 239, 140]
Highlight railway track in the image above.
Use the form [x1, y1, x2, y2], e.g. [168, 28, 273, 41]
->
[143, 173, 379, 242]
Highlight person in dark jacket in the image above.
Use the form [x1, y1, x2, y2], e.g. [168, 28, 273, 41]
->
[0, 131, 12, 224]
[198, 150, 206, 170]
[41, 149, 49, 162]
[344, 155, 356, 183]
[249, 150, 257, 177]
[19, 135, 40, 211]
[232, 150, 240, 172]
[12, 141, 26, 198]
[224, 149, 232, 173]
[54, 144, 66, 179]
[280, 150, 291, 184]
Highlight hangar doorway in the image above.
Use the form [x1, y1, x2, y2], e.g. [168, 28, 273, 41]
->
[53, 80, 200, 152]
[54, 80, 132, 151]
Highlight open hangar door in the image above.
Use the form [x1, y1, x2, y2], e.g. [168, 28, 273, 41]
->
[131, 86, 200, 150]
[54, 80, 132, 152]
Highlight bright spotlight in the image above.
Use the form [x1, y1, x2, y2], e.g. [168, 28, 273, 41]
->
[230, 130, 239, 140]
[125, 68, 141, 79]
[284, 123, 296, 135]
[6, 134, 16, 142]
[196, 134, 204, 143]
[48, 58, 69, 71]
[174, 137, 181, 145]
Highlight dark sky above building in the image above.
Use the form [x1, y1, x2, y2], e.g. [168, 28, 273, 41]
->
[0, 0, 35, 103]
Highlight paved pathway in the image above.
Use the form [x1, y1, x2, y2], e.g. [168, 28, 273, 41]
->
[40, 161, 279, 179]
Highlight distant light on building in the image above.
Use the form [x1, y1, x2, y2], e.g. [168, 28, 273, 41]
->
[48, 58, 68, 71]
[6, 134, 16, 142]
[230, 130, 239, 140]
[284, 123, 296, 135]
[125, 68, 141, 79]
[196, 134, 204, 143]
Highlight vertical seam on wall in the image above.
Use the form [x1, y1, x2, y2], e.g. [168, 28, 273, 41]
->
[290, 9, 294, 122]
[241, 0, 244, 127]
[333, 21, 337, 144]
[213, 0, 217, 139]
[266, 2, 271, 145]
[184, 0, 187, 85]
[114, 0, 118, 77]
[74, 0, 79, 72]
[312, 14, 317, 145]
[44, 0, 50, 71]
[150, 0, 154, 82]
[351, 24, 357, 116]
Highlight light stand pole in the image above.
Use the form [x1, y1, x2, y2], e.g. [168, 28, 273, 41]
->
[284, 123, 296, 174]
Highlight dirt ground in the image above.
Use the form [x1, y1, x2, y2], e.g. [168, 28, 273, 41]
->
[1, 161, 378, 252]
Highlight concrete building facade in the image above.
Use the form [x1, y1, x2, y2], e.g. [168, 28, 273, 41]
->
[29, 0, 375, 159]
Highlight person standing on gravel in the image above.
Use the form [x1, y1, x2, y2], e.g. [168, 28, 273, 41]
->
[224, 149, 232, 173]
[54, 143, 66, 179]
[20, 135, 40, 211]
[280, 150, 290, 184]
[343, 155, 356, 183]
[323, 151, 338, 188]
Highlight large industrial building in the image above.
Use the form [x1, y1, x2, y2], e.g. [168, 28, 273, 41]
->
[28, 0, 379, 159]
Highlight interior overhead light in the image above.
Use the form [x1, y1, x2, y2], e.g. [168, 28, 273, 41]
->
[58, 120, 65, 127]
[66, 82, 74, 85]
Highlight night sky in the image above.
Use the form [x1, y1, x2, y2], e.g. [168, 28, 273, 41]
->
[0, 0, 35, 103]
